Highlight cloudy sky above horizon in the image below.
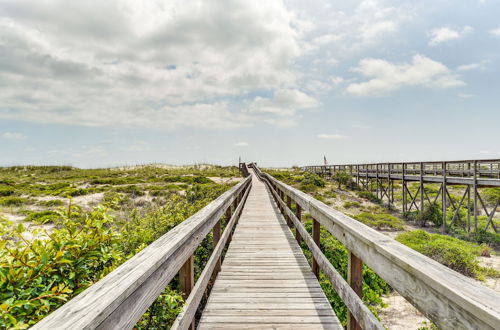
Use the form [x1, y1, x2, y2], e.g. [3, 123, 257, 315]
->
[1, 0, 499, 167]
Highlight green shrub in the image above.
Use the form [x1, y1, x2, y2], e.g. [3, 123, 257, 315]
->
[422, 203, 442, 227]
[333, 171, 351, 189]
[343, 201, 361, 209]
[353, 212, 405, 230]
[0, 187, 14, 197]
[356, 191, 381, 204]
[302, 172, 325, 188]
[395, 230, 493, 278]
[37, 199, 65, 207]
[482, 188, 500, 206]
[0, 197, 29, 207]
[24, 210, 60, 224]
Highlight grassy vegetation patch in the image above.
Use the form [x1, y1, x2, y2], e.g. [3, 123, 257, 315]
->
[0, 196, 29, 207]
[343, 201, 361, 209]
[396, 230, 497, 279]
[352, 212, 405, 230]
[356, 191, 381, 204]
[24, 210, 60, 224]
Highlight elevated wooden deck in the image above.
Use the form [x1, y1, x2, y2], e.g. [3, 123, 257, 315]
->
[199, 171, 342, 329]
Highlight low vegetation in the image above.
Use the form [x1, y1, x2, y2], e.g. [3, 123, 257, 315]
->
[396, 230, 498, 279]
[0, 165, 240, 329]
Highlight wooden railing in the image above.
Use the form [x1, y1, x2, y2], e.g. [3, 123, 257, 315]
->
[250, 164, 500, 330]
[303, 159, 500, 234]
[33, 175, 252, 330]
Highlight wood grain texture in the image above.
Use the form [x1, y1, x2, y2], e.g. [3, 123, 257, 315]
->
[259, 168, 500, 330]
[32, 176, 251, 330]
[199, 170, 342, 329]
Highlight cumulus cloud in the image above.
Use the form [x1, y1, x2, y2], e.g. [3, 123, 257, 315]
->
[346, 54, 464, 96]
[317, 133, 347, 139]
[2, 132, 27, 140]
[0, 0, 304, 129]
[490, 27, 500, 36]
[428, 26, 473, 46]
[248, 89, 319, 125]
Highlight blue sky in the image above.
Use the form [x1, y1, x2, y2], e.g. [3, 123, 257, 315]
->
[0, 0, 499, 167]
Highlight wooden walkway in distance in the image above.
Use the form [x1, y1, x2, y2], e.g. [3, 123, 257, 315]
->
[199, 170, 342, 329]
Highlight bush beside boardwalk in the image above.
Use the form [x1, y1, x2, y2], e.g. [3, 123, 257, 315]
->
[0, 165, 241, 329]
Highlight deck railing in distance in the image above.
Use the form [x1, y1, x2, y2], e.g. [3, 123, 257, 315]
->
[33, 175, 252, 330]
[239, 162, 250, 177]
[250, 164, 500, 330]
[303, 159, 500, 234]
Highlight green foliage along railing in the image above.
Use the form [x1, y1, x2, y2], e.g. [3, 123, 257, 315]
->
[26, 176, 251, 330]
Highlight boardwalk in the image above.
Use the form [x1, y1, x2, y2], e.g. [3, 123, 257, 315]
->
[199, 170, 342, 329]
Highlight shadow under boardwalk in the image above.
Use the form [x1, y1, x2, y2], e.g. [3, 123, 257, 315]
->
[198, 171, 342, 329]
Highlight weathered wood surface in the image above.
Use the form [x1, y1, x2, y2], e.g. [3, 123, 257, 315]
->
[199, 171, 342, 329]
[171, 180, 251, 330]
[260, 169, 500, 330]
[32, 176, 251, 330]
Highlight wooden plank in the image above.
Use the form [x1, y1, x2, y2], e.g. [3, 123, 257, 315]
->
[171, 179, 252, 330]
[199, 170, 341, 329]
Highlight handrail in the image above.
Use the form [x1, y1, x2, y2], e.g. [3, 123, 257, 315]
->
[250, 164, 500, 330]
[33, 175, 252, 330]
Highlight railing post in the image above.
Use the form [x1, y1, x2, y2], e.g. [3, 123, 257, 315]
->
[347, 252, 363, 330]
[420, 162, 425, 226]
[295, 203, 302, 244]
[473, 160, 478, 232]
[286, 195, 293, 228]
[179, 255, 195, 330]
[213, 219, 222, 275]
[442, 162, 447, 233]
[312, 219, 320, 279]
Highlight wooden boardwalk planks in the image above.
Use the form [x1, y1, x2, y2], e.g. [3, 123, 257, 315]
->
[199, 171, 342, 329]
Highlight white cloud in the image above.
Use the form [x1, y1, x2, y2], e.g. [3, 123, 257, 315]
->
[234, 142, 248, 147]
[428, 26, 473, 46]
[248, 89, 320, 123]
[346, 54, 464, 96]
[317, 133, 347, 139]
[490, 27, 500, 36]
[458, 93, 476, 99]
[456, 60, 489, 72]
[0, 0, 304, 130]
[2, 132, 27, 140]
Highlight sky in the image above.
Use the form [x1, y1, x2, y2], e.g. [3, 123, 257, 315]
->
[1, 0, 500, 168]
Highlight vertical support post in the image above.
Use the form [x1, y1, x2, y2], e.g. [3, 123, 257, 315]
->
[347, 252, 363, 330]
[213, 220, 221, 274]
[286, 195, 293, 228]
[312, 219, 320, 279]
[442, 162, 447, 233]
[402, 163, 406, 214]
[467, 186, 471, 232]
[388, 164, 392, 208]
[179, 255, 195, 330]
[295, 204, 302, 244]
[356, 165, 360, 190]
[376, 164, 379, 199]
[420, 162, 425, 226]
[473, 160, 478, 232]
